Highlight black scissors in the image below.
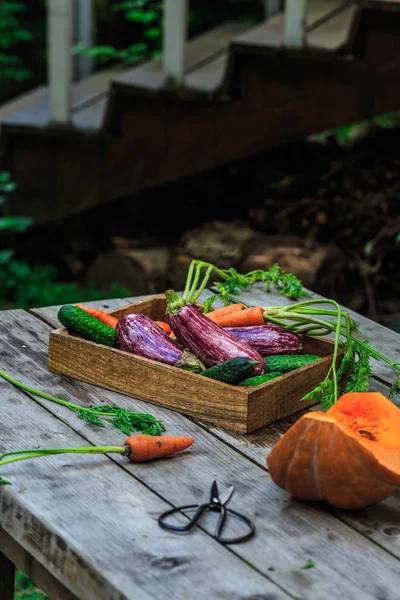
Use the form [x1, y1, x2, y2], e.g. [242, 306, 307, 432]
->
[158, 481, 255, 544]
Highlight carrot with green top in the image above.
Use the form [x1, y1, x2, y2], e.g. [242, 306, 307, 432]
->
[205, 304, 244, 323]
[0, 435, 194, 484]
[75, 304, 119, 329]
[212, 306, 265, 328]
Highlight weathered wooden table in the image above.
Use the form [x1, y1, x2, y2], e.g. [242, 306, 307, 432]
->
[1, 287, 400, 600]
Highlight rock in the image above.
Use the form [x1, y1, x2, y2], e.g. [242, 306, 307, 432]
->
[240, 236, 349, 295]
[169, 220, 260, 289]
[86, 246, 170, 295]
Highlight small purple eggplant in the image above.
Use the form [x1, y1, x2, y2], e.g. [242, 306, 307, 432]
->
[115, 313, 205, 372]
[225, 325, 303, 356]
[165, 290, 265, 374]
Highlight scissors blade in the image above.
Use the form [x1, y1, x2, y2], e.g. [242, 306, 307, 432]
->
[218, 485, 234, 506]
[210, 480, 219, 503]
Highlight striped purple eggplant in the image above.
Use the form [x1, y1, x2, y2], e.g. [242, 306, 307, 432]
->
[165, 290, 265, 374]
[225, 325, 303, 356]
[115, 313, 205, 372]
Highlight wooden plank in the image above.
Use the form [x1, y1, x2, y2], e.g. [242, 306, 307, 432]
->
[233, 0, 351, 49]
[4, 307, 400, 598]
[114, 21, 250, 88]
[163, 0, 188, 86]
[1, 21, 249, 131]
[0, 86, 47, 122]
[307, 5, 358, 50]
[1, 529, 79, 600]
[47, 0, 73, 123]
[185, 55, 228, 93]
[1, 377, 282, 600]
[0, 549, 15, 600]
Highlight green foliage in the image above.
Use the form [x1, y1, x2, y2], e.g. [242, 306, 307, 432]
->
[15, 570, 49, 600]
[0, 172, 131, 309]
[0, 1, 33, 82]
[310, 110, 400, 146]
[75, 0, 163, 66]
[77, 0, 261, 68]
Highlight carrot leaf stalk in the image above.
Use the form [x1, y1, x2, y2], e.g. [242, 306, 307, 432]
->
[182, 260, 400, 410]
[182, 259, 311, 305]
[0, 369, 166, 436]
[0, 435, 194, 484]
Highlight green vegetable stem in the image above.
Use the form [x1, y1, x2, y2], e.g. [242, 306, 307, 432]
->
[0, 369, 166, 436]
[182, 259, 400, 410]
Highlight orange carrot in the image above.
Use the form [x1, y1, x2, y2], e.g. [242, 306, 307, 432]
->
[125, 434, 194, 461]
[75, 304, 119, 329]
[205, 303, 245, 323]
[212, 306, 265, 328]
[156, 320, 172, 335]
[0, 435, 195, 481]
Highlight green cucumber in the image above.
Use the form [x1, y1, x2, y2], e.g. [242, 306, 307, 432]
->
[57, 305, 115, 347]
[264, 354, 321, 374]
[200, 357, 259, 385]
[240, 371, 283, 386]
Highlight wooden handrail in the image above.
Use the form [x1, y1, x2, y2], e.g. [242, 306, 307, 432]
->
[47, 0, 73, 124]
[284, 0, 307, 47]
[163, 0, 188, 86]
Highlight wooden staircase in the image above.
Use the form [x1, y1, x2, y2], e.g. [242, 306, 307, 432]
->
[1, 0, 400, 224]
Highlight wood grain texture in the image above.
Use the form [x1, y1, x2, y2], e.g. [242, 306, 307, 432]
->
[1, 529, 79, 600]
[233, 0, 352, 50]
[48, 294, 342, 433]
[0, 375, 285, 600]
[3, 307, 400, 598]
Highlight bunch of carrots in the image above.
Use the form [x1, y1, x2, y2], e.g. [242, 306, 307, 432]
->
[76, 303, 262, 331]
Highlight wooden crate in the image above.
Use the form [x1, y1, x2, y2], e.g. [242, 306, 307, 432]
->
[48, 294, 343, 434]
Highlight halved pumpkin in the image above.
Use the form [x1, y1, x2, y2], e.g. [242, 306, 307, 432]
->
[267, 392, 400, 509]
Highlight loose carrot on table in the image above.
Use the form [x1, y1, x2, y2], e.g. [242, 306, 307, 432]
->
[0, 435, 194, 483]
[212, 306, 265, 328]
[125, 434, 193, 461]
[75, 304, 119, 329]
[205, 303, 245, 323]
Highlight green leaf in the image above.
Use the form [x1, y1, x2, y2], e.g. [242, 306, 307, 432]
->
[125, 9, 157, 23]
[0, 249, 14, 264]
[301, 560, 315, 570]
[0, 172, 11, 183]
[0, 215, 32, 232]
[144, 27, 161, 39]
[0, 477, 11, 485]
[0, 181, 16, 193]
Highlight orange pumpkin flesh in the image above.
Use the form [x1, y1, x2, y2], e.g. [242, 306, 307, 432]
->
[267, 392, 400, 509]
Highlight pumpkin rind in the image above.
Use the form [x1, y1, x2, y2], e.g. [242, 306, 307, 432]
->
[267, 393, 400, 509]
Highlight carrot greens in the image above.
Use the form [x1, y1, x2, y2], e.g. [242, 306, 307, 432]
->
[0, 369, 166, 435]
[183, 259, 400, 410]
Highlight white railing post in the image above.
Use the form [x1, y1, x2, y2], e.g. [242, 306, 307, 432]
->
[284, 0, 307, 47]
[264, 1, 282, 20]
[74, 0, 93, 80]
[163, 0, 188, 86]
[47, 0, 73, 124]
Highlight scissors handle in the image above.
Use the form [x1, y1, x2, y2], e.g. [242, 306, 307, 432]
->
[214, 507, 256, 544]
[158, 503, 208, 533]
